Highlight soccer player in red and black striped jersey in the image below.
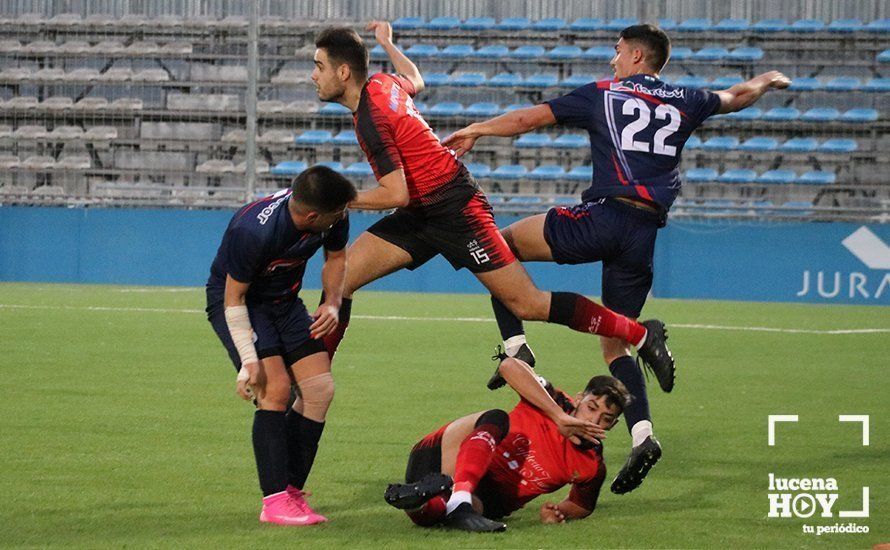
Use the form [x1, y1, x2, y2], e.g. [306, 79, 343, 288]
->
[309, 22, 675, 381]
[383, 355, 630, 532]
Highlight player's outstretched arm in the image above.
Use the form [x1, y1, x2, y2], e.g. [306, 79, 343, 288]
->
[715, 70, 791, 114]
[441, 105, 557, 157]
[367, 20, 424, 94]
[224, 274, 259, 401]
[311, 248, 346, 339]
[349, 168, 410, 210]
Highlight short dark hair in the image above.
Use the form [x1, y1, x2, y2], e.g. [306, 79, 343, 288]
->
[583, 375, 632, 413]
[291, 165, 357, 213]
[619, 24, 671, 73]
[315, 26, 369, 83]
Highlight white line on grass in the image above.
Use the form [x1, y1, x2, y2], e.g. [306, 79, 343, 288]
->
[1, 303, 887, 335]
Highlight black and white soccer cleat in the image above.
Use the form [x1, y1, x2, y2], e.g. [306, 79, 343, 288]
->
[444, 502, 506, 533]
[636, 320, 675, 393]
[610, 435, 662, 494]
[487, 343, 536, 390]
[384, 473, 452, 510]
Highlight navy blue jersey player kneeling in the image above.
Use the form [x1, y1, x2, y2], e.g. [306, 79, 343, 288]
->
[206, 165, 356, 525]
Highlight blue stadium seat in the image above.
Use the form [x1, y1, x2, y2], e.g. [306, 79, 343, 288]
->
[582, 46, 615, 60]
[685, 135, 702, 149]
[790, 19, 825, 32]
[824, 77, 861, 91]
[739, 136, 778, 151]
[369, 44, 386, 59]
[841, 108, 878, 122]
[491, 164, 528, 180]
[679, 18, 712, 32]
[797, 171, 836, 185]
[560, 74, 595, 88]
[801, 108, 840, 122]
[332, 130, 358, 146]
[878, 49, 890, 62]
[819, 138, 858, 153]
[702, 136, 740, 151]
[552, 134, 588, 149]
[763, 107, 800, 121]
[528, 165, 566, 179]
[474, 45, 509, 59]
[545, 46, 582, 60]
[489, 72, 523, 87]
[464, 102, 500, 117]
[453, 73, 486, 87]
[294, 130, 332, 145]
[757, 169, 796, 184]
[693, 47, 729, 61]
[685, 168, 718, 182]
[828, 19, 863, 33]
[464, 163, 491, 178]
[714, 18, 750, 32]
[460, 17, 495, 31]
[515, 133, 552, 148]
[780, 137, 819, 152]
[789, 77, 821, 91]
[319, 103, 350, 116]
[865, 19, 890, 33]
[533, 18, 567, 31]
[725, 107, 762, 120]
[392, 17, 424, 30]
[423, 73, 449, 87]
[429, 102, 463, 117]
[496, 17, 531, 31]
[718, 169, 757, 183]
[270, 160, 307, 175]
[657, 19, 678, 31]
[504, 103, 533, 112]
[405, 44, 438, 58]
[729, 47, 764, 61]
[674, 75, 710, 88]
[566, 165, 593, 181]
[508, 45, 546, 59]
[569, 18, 604, 31]
[864, 78, 890, 92]
[343, 162, 373, 177]
[524, 74, 559, 88]
[414, 102, 428, 113]
[426, 16, 460, 30]
[604, 18, 639, 31]
[314, 161, 344, 172]
[753, 19, 789, 32]
[439, 44, 475, 59]
[670, 47, 693, 61]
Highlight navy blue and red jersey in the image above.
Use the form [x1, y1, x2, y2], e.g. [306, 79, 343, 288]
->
[546, 74, 721, 210]
[206, 189, 349, 304]
[353, 72, 462, 206]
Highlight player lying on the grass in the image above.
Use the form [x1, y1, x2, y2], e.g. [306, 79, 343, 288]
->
[383, 353, 630, 532]
[309, 21, 675, 391]
[442, 24, 791, 495]
[205, 166, 355, 526]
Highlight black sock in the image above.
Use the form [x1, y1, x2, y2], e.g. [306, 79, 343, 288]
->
[491, 296, 524, 341]
[608, 355, 651, 435]
[252, 410, 289, 496]
[547, 291, 576, 326]
[286, 409, 326, 490]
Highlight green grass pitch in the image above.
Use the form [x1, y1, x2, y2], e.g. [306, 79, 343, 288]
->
[0, 282, 887, 548]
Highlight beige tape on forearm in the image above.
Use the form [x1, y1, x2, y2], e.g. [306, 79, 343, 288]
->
[224, 305, 258, 367]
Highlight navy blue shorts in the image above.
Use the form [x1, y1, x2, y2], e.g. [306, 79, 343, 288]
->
[543, 198, 660, 318]
[206, 291, 327, 372]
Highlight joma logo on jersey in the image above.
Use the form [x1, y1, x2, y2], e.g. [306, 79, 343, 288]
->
[466, 240, 490, 265]
[257, 195, 288, 225]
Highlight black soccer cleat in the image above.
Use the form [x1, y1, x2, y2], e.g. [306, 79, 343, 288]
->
[610, 436, 662, 495]
[487, 343, 536, 391]
[636, 320, 675, 393]
[444, 502, 507, 533]
[384, 473, 452, 510]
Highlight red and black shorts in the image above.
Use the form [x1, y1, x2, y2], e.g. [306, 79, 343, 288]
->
[367, 167, 515, 273]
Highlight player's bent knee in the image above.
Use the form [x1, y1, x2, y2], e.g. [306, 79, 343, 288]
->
[476, 409, 510, 442]
[298, 372, 335, 422]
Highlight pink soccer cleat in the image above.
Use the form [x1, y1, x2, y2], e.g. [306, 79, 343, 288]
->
[259, 490, 325, 526]
[286, 485, 328, 524]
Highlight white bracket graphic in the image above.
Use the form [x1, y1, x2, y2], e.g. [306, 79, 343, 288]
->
[768, 415, 799, 446]
[838, 415, 870, 446]
[839, 487, 870, 518]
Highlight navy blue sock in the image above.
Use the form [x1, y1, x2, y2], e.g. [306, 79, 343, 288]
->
[491, 296, 525, 341]
[253, 410, 289, 496]
[608, 355, 651, 434]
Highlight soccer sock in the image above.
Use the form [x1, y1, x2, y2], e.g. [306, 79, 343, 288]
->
[285, 409, 326, 490]
[405, 495, 448, 527]
[491, 296, 526, 353]
[548, 292, 647, 345]
[252, 410, 289, 497]
[319, 293, 351, 358]
[446, 410, 509, 515]
[608, 355, 652, 440]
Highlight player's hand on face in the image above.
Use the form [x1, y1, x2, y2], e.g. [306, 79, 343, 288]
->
[237, 361, 259, 401]
[310, 303, 340, 339]
[440, 128, 477, 158]
[557, 413, 606, 443]
[540, 502, 566, 524]
[366, 20, 393, 46]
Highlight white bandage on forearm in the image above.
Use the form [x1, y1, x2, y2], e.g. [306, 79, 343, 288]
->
[224, 305, 258, 367]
